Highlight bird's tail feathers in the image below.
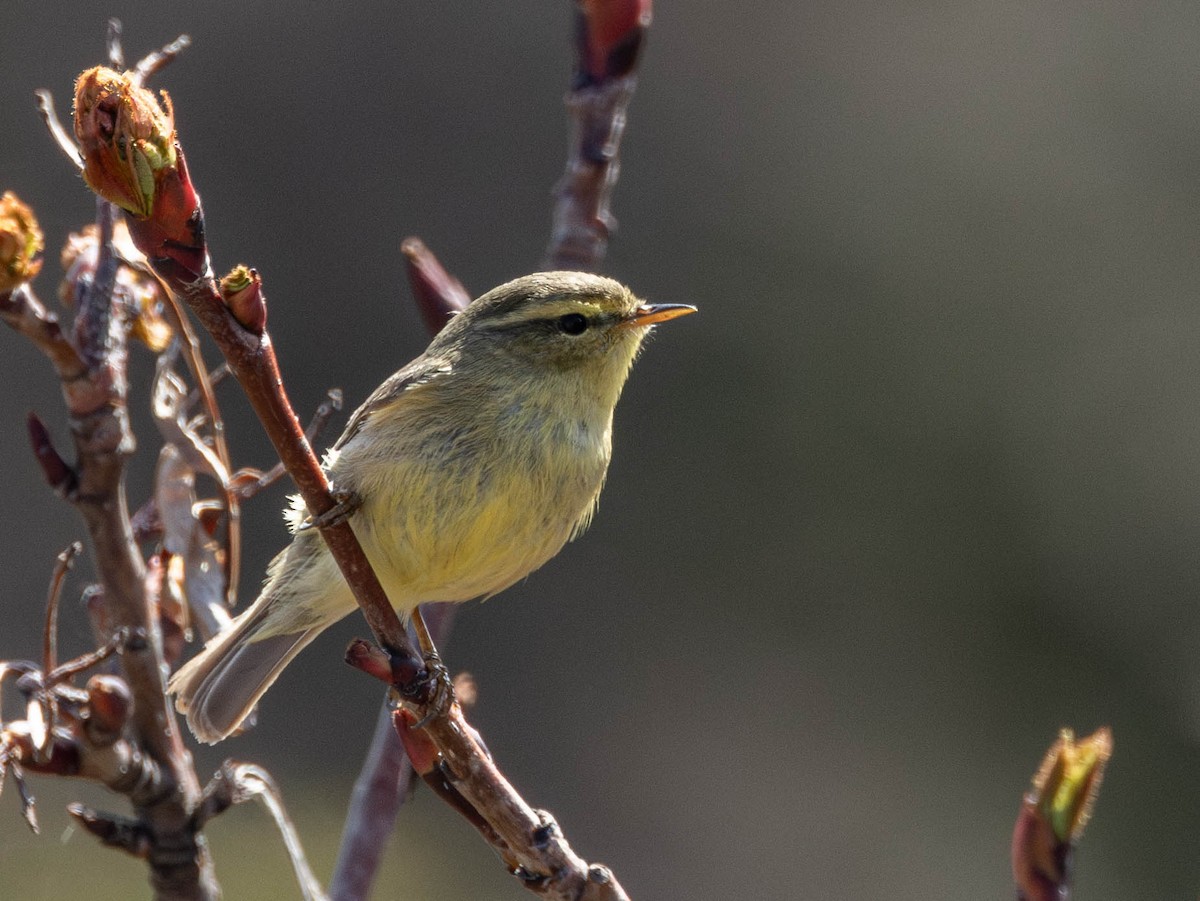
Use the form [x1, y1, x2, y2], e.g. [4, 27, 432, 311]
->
[169, 594, 322, 744]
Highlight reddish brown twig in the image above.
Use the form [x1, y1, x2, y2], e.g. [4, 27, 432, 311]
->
[543, 0, 652, 270]
[401, 237, 471, 334]
[329, 603, 458, 901]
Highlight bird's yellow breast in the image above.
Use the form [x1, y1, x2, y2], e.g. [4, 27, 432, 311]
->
[329, 375, 613, 611]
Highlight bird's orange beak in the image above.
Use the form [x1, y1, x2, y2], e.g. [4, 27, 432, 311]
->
[620, 303, 698, 328]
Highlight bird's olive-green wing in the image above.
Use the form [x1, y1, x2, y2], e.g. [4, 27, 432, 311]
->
[332, 352, 456, 450]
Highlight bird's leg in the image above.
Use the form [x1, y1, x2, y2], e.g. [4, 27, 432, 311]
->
[297, 487, 361, 531]
[409, 604, 455, 729]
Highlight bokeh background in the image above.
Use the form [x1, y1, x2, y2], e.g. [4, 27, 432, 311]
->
[2, 1, 1199, 898]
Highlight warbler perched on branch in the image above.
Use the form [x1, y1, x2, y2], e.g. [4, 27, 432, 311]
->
[169, 271, 695, 743]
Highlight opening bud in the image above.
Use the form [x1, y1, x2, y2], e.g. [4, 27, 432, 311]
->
[1032, 726, 1111, 844]
[0, 192, 45, 293]
[73, 67, 179, 219]
[219, 264, 267, 334]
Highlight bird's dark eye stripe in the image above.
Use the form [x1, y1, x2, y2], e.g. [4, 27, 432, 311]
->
[557, 313, 589, 335]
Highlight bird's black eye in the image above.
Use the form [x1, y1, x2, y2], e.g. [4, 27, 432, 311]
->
[557, 313, 589, 335]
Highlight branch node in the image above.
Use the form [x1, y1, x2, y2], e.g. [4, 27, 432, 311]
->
[67, 802, 151, 858]
[588, 864, 615, 885]
[531, 811, 561, 850]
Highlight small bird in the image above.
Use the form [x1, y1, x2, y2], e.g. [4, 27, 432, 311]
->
[169, 271, 695, 743]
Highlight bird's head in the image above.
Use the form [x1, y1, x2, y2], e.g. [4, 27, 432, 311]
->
[439, 272, 695, 403]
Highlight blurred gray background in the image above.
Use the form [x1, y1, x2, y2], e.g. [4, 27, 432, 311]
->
[1, 1, 1198, 898]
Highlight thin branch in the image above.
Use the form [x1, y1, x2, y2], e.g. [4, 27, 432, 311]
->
[131, 34, 192, 87]
[155, 272, 240, 606]
[328, 704, 412, 901]
[232, 388, 344, 501]
[195, 762, 327, 901]
[46, 627, 128, 686]
[42, 542, 84, 680]
[33, 90, 84, 170]
[331, 611, 467, 901]
[106, 18, 125, 70]
[543, 0, 651, 270]
[401, 238, 470, 334]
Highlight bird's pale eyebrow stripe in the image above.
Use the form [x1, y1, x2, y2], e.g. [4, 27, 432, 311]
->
[482, 298, 610, 329]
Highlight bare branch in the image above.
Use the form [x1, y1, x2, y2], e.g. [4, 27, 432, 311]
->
[330, 603, 457, 901]
[196, 762, 327, 901]
[33, 90, 84, 170]
[106, 18, 125, 70]
[156, 288, 240, 606]
[131, 34, 193, 87]
[328, 705, 413, 901]
[46, 627, 127, 686]
[232, 388, 344, 501]
[42, 542, 83, 681]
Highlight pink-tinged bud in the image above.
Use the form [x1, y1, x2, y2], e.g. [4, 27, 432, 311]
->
[73, 67, 177, 219]
[0, 192, 45, 293]
[575, 0, 652, 86]
[219, 264, 267, 333]
[345, 639, 393, 684]
[393, 708, 439, 774]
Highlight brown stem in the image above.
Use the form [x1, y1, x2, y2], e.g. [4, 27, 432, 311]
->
[2, 201, 216, 898]
[401, 238, 470, 333]
[327, 704, 412, 901]
[329, 604, 457, 901]
[543, 1, 649, 271]
[193, 762, 326, 901]
[157, 284, 240, 605]
[328, 242, 466, 901]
